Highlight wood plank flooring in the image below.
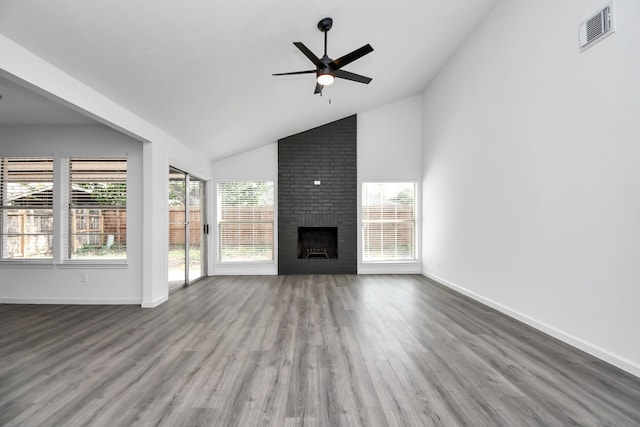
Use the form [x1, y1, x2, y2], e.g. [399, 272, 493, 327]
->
[1, 274, 640, 426]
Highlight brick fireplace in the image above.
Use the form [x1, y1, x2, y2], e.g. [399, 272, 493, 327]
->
[278, 115, 357, 274]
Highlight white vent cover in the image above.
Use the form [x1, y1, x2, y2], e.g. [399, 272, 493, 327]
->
[580, 3, 614, 51]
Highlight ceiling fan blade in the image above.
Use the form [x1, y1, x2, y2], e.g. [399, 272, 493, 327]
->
[272, 70, 316, 76]
[334, 70, 372, 84]
[314, 83, 324, 94]
[294, 42, 322, 67]
[330, 44, 374, 69]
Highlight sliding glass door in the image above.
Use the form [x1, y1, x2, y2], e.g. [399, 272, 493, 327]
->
[168, 167, 206, 292]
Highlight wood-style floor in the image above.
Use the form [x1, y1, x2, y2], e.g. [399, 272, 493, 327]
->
[1, 275, 640, 426]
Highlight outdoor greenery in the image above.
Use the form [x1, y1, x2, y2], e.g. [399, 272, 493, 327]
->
[71, 243, 127, 259]
[219, 245, 272, 261]
[219, 181, 274, 206]
[168, 181, 201, 206]
[76, 183, 126, 206]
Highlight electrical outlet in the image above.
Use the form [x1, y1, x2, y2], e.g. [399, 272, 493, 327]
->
[81, 273, 89, 283]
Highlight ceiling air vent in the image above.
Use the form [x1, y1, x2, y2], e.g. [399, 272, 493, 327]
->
[580, 3, 614, 51]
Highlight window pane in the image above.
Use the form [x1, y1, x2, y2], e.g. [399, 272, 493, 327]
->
[219, 222, 273, 261]
[218, 181, 274, 262]
[362, 182, 416, 261]
[1, 157, 54, 259]
[68, 158, 127, 260]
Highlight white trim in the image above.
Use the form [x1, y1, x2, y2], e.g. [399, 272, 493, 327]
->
[0, 261, 55, 268]
[215, 179, 275, 264]
[141, 294, 168, 308]
[0, 261, 127, 269]
[358, 180, 421, 271]
[0, 297, 141, 305]
[57, 262, 128, 269]
[423, 271, 640, 379]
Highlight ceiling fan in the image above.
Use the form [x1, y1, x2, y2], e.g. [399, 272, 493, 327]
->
[273, 17, 374, 95]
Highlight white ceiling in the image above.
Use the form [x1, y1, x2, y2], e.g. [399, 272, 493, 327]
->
[0, 0, 497, 160]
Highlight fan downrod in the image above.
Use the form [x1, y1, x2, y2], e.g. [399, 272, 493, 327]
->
[317, 17, 333, 32]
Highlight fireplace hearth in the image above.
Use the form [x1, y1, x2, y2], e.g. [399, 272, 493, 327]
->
[297, 227, 338, 259]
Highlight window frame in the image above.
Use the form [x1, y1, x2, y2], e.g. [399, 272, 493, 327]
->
[217, 180, 275, 263]
[0, 156, 55, 261]
[65, 157, 128, 263]
[361, 181, 418, 263]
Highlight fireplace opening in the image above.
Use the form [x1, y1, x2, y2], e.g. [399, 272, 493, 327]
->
[297, 227, 338, 259]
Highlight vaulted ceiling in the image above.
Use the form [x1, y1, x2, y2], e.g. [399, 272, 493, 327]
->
[0, 0, 497, 160]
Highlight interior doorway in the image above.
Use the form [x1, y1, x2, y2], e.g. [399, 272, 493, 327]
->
[168, 167, 207, 292]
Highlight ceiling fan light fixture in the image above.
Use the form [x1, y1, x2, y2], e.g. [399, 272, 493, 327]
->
[317, 72, 334, 86]
[273, 17, 373, 94]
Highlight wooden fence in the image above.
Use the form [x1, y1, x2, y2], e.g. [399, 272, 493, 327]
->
[169, 206, 201, 245]
[4, 210, 53, 258]
[70, 208, 126, 252]
[5, 204, 414, 256]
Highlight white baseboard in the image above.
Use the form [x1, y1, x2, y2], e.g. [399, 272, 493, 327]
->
[423, 271, 640, 379]
[141, 294, 168, 308]
[0, 297, 141, 305]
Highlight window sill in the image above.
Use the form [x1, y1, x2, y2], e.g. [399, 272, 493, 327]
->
[0, 260, 129, 269]
[58, 260, 128, 269]
[217, 260, 275, 265]
[362, 260, 419, 264]
[0, 260, 55, 268]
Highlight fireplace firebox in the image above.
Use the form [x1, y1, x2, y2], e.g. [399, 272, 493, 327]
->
[297, 227, 338, 259]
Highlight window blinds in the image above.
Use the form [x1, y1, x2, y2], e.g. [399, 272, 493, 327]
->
[0, 157, 54, 259]
[362, 182, 416, 261]
[218, 181, 274, 262]
[67, 157, 127, 259]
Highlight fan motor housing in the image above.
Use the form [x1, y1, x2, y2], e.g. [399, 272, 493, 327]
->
[318, 17, 333, 32]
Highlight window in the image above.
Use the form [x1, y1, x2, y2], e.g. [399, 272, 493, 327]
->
[218, 181, 274, 262]
[0, 157, 54, 260]
[362, 182, 416, 261]
[67, 158, 127, 260]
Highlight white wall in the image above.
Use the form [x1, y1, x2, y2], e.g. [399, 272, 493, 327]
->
[358, 96, 423, 273]
[0, 125, 143, 304]
[210, 143, 278, 275]
[422, 0, 640, 376]
[1, 35, 212, 307]
[140, 137, 211, 307]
